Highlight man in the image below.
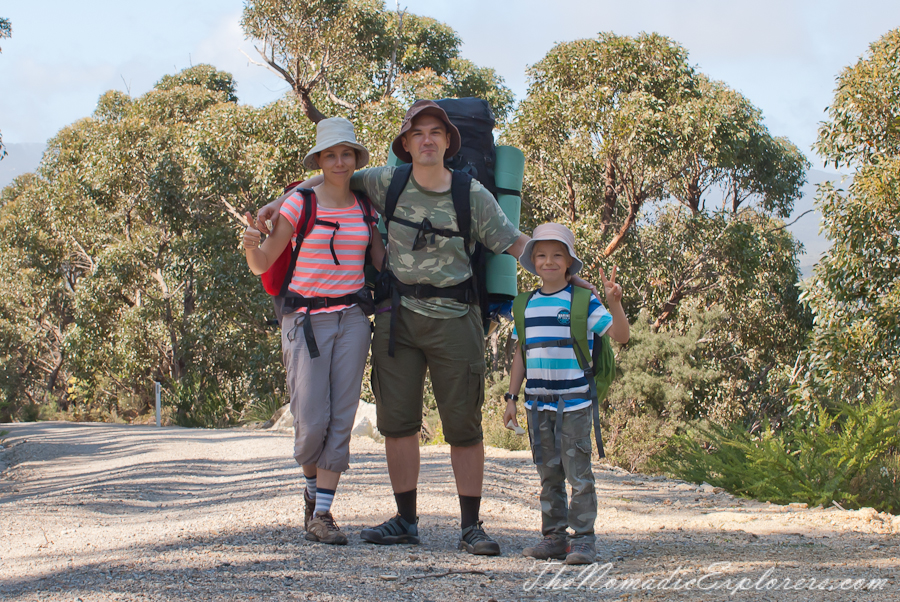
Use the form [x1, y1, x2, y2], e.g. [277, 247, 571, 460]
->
[257, 100, 593, 555]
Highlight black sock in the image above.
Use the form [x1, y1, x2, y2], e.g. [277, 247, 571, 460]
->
[394, 489, 417, 524]
[459, 495, 481, 530]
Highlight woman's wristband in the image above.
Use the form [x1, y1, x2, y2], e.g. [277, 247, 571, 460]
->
[504, 392, 518, 402]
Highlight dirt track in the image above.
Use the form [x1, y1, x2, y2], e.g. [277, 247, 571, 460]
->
[1, 422, 898, 601]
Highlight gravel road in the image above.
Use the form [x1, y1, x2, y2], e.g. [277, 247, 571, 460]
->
[1, 422, 897, 601]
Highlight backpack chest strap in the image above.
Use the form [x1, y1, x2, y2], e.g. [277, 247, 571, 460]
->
[523, 337, 576, 352]
[386, 215, 462, 240]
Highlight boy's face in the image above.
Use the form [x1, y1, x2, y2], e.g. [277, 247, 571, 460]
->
[532, 240, 573, 284]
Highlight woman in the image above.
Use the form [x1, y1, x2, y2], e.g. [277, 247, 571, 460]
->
[243, 117, 384, 545]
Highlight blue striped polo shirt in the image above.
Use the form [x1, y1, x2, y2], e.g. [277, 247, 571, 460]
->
[513, 285, 612, 412]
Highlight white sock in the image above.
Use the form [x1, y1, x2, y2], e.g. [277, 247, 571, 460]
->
[315, 487, 335, 515]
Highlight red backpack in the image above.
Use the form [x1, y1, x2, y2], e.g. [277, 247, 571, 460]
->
[261, 185, 378, 297]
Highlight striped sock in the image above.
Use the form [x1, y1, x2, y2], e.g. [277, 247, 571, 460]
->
[304, 475, 317, 500]
[315, 487, 335, 515]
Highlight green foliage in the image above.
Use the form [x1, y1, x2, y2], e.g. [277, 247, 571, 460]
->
[482, 372, 529, 452]
[801, 27, 900, 399]
[167, 374, 248, 429]
[242, 392, 287, 424]
[0, 66, 298, 424]
[0, 16, 9, 160]
[603, 310, 722, 471]
[241, 0, 513, 126]
[815, 28, 900, 169]
[656, 393, 900, 514]
[502, 33, 810, 441]
[504, 32, 807, 259]
[0, 17, 10, 49]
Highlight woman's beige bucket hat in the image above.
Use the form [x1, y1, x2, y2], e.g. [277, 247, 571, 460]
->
[303, 117, 370, 171]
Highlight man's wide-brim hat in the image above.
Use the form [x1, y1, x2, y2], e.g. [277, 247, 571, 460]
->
[303, 117, 370, 171]
[520, 223, 584, 277]
[391, 100, 462, 164]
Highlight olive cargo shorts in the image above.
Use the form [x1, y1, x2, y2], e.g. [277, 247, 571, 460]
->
[370, 304, 485, 447]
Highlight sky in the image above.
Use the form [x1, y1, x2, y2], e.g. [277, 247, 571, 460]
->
[1, 0, 897, 269]
[2, 0, 899, 164]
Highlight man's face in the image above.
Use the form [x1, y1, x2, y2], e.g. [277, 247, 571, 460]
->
[401, 113, 449, 167]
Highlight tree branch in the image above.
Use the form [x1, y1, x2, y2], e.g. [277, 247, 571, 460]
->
[766, 209, 813, 233]
[324, 80, 357, 111]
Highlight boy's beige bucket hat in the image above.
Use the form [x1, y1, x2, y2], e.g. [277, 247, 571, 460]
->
[520, 223, 584, 277]
[303, 117, 370, 170]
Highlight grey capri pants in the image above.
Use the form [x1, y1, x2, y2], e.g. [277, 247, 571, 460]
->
[282, 305, 371, 473]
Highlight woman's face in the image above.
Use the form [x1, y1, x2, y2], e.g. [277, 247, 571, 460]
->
[318, 144, 357, 185]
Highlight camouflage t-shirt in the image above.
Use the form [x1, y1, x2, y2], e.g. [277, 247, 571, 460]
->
[351, 166, 521, 318]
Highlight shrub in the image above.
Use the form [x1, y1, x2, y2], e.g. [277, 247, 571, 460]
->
[482, 372, 529, 451]
[655, 393, 900, 513]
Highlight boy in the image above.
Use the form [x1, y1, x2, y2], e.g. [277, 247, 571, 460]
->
[503, 223, 630, 565]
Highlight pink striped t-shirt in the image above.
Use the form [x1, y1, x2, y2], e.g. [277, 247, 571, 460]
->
[279, 192, 369, 315]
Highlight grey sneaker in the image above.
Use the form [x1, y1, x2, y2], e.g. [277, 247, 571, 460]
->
[303, 490, 315, 530]
[565, 540, 596, 565]
[305, 511, 348, 545]
[458, 521, 501, 556]
[360, 514, 420, 545]
[523, 535, 568, 560]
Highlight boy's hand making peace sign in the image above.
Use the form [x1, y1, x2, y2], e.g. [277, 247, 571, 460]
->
[599, 266, 623, 305]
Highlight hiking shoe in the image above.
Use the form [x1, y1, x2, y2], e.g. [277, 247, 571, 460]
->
[360, 514, 419, 545]
[523, 535, 568, 560]
[303, 490, 315, 530]
[565, 540, 596, 565]
[305, 511, 348, 545]
[458, 521, 501, 556]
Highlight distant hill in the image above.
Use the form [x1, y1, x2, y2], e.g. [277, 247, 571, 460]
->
[0, 142, 841, 279]
[0, 143, 46, 190]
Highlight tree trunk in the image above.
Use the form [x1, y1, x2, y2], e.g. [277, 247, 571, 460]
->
[46, 352, 65, 397]
[652, 283, 686, 332]
[295, 87, 327, 124]
[686, 160, 701, 214]
[602, 197, 642, 257]
[564, 174, 577, 221]
[601, 158, 617, 235]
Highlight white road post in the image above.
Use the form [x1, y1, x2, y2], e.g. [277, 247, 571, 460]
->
[155, 381, 161, 427]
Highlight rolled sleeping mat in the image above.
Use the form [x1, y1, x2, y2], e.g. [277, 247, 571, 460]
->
[486, 145, 525, 300]
[386, 147, 403, 168]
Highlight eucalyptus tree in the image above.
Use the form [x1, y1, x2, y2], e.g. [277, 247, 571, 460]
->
[505, 32, 811, 428]
[803, 27, 900, 396]
[507, 32, 807, 257]
[0, 17, 10, 159]
[241, 0, 513, 160]
[0, 66, 312, 422]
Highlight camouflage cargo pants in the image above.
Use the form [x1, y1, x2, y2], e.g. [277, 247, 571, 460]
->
[526, 405, 597, 543]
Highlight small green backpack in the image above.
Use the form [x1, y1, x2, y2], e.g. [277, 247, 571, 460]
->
[513, 286, 615, 460]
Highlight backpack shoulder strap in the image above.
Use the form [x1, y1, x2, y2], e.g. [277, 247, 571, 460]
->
[569, 284, 610, 459]
[570, 286, 592, 371]
[513, 290, 537, 370]
[383, 163, 413, 231]
[354, 192, 378, 242]
[450, 170, 473, 248]
[278, 188, 316, 297]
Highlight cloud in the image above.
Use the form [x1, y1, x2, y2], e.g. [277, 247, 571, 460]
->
[187, 10, 290, 107]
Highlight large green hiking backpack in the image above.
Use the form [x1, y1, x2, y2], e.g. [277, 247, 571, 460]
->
[512, 285, 615, 461]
